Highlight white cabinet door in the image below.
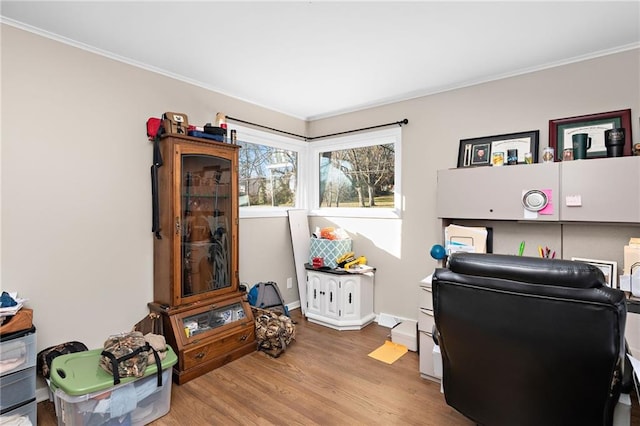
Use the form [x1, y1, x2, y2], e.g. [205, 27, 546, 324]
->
[341, 275, 360, 320]
[306, 271, 340, 320]
[323, 275, 340, 320]
[306, 272, 322, 316]
[560, 156, 640, 223]
[437, 163, 560, 221]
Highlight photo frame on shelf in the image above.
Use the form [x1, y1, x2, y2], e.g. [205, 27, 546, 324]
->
[571, 257, 618, 288]
[549, 109, 632, 160]
[457, 130, 539, 168]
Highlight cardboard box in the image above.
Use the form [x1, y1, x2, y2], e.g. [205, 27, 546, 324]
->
[624, 239, 640, 275]
[391, 320, 418, 352]
[308, 238, 352, 269]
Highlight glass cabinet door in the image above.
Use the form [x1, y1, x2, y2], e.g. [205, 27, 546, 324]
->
[180, 153, 232, 298]
[181, 302, 247, 339]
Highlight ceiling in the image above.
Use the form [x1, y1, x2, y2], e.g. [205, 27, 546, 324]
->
[2, 1, 639, 120]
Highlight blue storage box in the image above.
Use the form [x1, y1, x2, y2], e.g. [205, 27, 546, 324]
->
[308, 238, 352, 269]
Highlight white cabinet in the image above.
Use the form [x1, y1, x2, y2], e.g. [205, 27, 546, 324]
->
[560, 156, 640, 223]
[305, 269, 375, 331]
[418, 276, 440, 382]
[437, 163, 560, 221]
[437, 156, 640, 223]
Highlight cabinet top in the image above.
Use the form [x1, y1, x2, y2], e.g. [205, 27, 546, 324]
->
[161, 133, 240, 150]
[305, 263, 376, 275]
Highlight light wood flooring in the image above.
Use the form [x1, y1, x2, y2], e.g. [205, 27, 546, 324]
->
[38, 309, 639, 425]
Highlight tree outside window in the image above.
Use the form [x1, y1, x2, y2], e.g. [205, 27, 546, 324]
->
[319, 143, 395, 208]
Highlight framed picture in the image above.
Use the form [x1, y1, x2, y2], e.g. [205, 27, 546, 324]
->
[457, 130, 539, 168]
[549, 109, 633, 160]
[571, 257, 618, 288]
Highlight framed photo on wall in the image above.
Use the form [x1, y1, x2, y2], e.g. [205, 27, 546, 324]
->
[549, 109, 632, 160]
[457, 130, 539, 168]
[571, 257, 618, 288]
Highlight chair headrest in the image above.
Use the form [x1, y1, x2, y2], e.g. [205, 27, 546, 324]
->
[447, 253, 605, 289]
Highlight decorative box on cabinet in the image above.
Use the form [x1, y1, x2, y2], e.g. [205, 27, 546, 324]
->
[418, 276, 440, 382]
[560, 156, 640, 223]
[305, 266, 375, 331]
[151, 134, 254, 384]
[437, 163, 560, 221]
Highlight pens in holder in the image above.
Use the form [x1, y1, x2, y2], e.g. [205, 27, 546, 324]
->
[538, 246, 544, 258]
[518, 241, 525, 256]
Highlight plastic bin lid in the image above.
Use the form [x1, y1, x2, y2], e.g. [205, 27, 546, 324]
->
[49, 345, 177, 396]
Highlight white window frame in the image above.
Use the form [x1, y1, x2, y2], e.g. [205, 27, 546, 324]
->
[230, 124, 308, 218]
[308, 127, 402, 219]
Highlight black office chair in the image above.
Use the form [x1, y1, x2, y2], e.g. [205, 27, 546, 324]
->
[432, 253, 631, 426]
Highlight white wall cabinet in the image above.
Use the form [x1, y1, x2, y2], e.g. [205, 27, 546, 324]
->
[560, 156, 640, 223]
[305, 269, 375, 331]
[437, 156, 640, 223]
[437, 162, 560, 221]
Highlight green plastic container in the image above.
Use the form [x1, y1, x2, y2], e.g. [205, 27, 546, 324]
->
[49, 346, 177, 426]
[50, 346, 176, 396]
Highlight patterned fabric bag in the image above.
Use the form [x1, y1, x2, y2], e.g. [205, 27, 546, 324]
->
[252, 307, 295, 358]
[100, 331, 162, 386]
[37, 341, 88, 379]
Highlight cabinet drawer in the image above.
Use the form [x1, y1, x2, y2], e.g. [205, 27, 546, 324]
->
[419, 285, 433, 310]
[183, 325, 254, 370]
[418, 307, 434, 332]
[0, 329, 36, 376]
[419, 331, 437, 379]
[0, 366, 35, 412]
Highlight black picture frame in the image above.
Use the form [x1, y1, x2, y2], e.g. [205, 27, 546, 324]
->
[457, 130, 540, 168]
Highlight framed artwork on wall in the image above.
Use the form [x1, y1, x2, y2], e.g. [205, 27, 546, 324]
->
[457, 130, 539, 168]
[549, 109, 632, 160]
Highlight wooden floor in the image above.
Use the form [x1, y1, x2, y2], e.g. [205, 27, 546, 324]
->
[38, 309, 640, 425]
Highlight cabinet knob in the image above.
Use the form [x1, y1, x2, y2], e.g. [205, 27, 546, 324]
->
[175, 217, 181, 235]
[239, 334, 248, 341]
[195, 351, 205, 359]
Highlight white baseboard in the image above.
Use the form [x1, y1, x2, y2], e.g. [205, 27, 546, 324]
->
[36, 383, 50, 403]
[286, 300, 301, 312]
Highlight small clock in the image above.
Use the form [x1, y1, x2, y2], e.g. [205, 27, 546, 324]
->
[522, 190, 548, 212]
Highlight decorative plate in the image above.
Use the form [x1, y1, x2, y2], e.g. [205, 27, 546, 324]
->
[522, 190, 548, 211]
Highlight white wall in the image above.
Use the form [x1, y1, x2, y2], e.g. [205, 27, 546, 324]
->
[2, 23, 639, 355]
[0, 24, 305, 351]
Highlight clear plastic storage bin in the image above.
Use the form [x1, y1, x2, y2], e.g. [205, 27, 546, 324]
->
[49, 346, 177, 426]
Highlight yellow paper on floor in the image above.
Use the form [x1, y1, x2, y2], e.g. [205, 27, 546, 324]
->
[368, 340, 408, 364]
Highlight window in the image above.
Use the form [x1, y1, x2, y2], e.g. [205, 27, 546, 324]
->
[230, 124, 307, 218]
[309, 127, 402, 218]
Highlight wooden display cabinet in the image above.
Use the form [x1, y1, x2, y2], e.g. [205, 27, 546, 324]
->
[149, 298, 255, 384]
[151, 134, 255, 383]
